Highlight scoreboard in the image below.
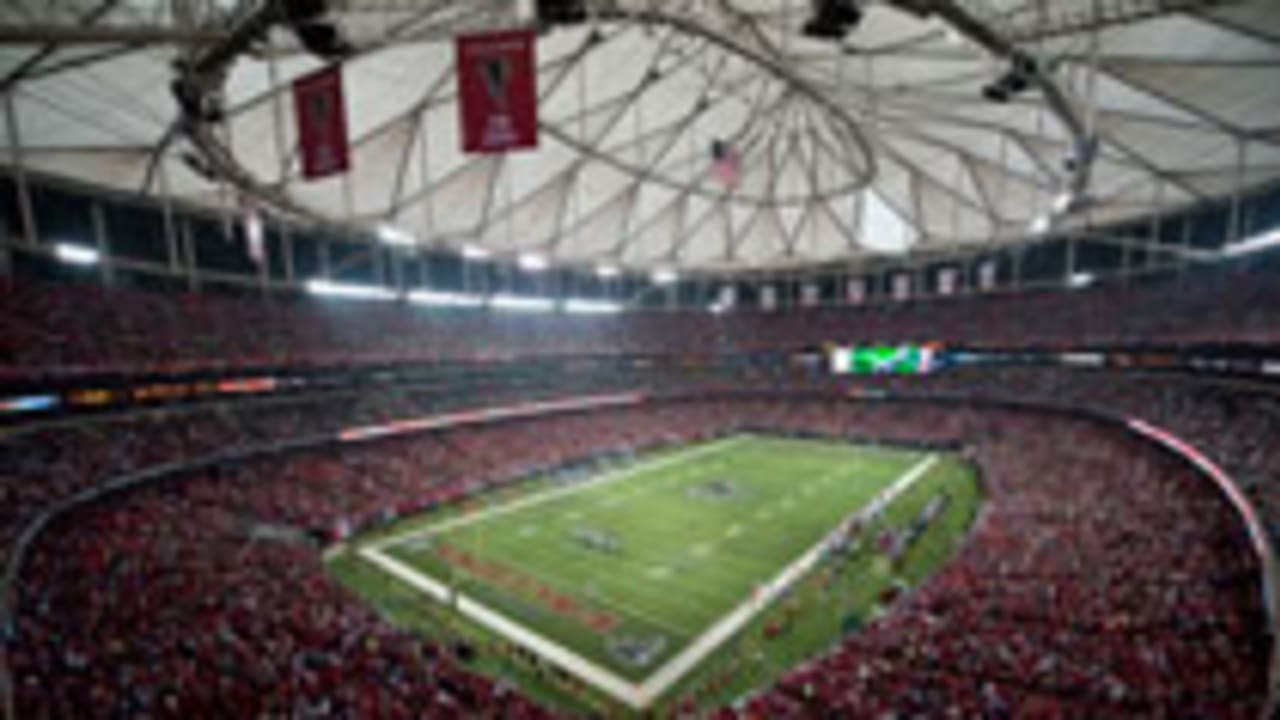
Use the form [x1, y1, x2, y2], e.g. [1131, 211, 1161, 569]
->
[830, 345, 938, 375]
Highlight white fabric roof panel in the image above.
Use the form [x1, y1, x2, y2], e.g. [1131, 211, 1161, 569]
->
[1, 1, 1278, 272]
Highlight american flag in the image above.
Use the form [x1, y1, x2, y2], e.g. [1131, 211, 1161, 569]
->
[710, 139, 741, 189]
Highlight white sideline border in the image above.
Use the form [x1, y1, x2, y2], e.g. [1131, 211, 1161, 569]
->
[358, 441, 940, 710]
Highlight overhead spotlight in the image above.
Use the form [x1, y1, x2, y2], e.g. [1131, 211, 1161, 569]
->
[982, 51, 1039, 104]
[803, 0, 863, 41]
[1052, 191, 1075, 215]
[1068, 272, 1095, 289]
[982, 82, 1011, 104]
[377, 224, 415, 247]
[1063, 135, 1099, 173]
[293, 23, 350, 60]
[537, 0, 587, 26]
[54, 243, 100, 267]
[279, 0, 350, 60]
[179, 151, 218, 181]
[462, 245, 491, 261]
[1028, 214, 1052, 236]
[280, 0, 329, 23]
[518, 253, 549, 272]
[170, 74, 224, 124]
[651, 268, 678, 285]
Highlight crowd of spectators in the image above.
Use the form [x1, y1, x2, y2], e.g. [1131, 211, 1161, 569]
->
[728, 404, 1267, 718]
[864, 367, 1280, 546]
[3, 270, 1278, 717]
[3, 269, 1279, 379]
[7, 398, 1270, 717]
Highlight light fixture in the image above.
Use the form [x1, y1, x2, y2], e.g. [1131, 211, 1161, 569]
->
[53, 243, 101, 266]
[462, 244, 491, 260]
[983, 52, 1038, 103]
[537, 0, 587, 26]
[405, 290, 485, 308]
[651, 267, 678, 285]
[802, 0, 863, 41]
[305, 279, 397, 301]
[1221, 229, 1280, 258]
[489, 294, 555, 312]
[595, 264, 621, 279]
[518, 253, 549, 272]
[1068, 272, 1095, 289]
[1052, 191, 1075, 215]
[708, 302, 728, 315]
[1028, 214, 1052, 236]
[377, 224, 416, 247]
[563, 299, 623, 315]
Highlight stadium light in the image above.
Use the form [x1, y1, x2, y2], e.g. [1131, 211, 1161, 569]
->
[651, 267, 678, 285]
[1068, 272, 1095, 289]
[563, 299, 623, 315]
[489, 294, 555, 312]
[54, 243, 100, 266]
[405, 289, 485, 308]
[462, 244, 491, 260]
[595, 264, 621, 279]
[377, 224, 416, 247]
[305, 279, 397, 301]
[1028, 214, 1052, 236]
[1221, 229, 1280, 258]
[518, 253, 549, 272]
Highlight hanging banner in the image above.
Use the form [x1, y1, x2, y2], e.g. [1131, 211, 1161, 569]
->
[293, 65, 351, 180]
[978, 260, 998, 291]
[801, 282, 820, 307]
[893, 273, 912, 302]
[938, 267, 957, 296]
[457, 29, 540, 154]
[847, 277, 866, 305]
[719, 284, 737, 309]
[760, 285, 778, 311]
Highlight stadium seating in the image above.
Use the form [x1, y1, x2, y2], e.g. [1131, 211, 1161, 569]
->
[6, 398, 1269, 717]
[3, 269, 1280, 379]
[3, 272, 1278, 717]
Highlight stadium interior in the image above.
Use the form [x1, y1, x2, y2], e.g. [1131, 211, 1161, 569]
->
[1, 1, 1279, 718]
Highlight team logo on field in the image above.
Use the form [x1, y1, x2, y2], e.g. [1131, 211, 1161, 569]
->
[686, 478, 744, 501]
[607, 633, 667, 669]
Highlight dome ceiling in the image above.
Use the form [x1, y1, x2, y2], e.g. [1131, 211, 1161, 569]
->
[2, 0, 1279, 272]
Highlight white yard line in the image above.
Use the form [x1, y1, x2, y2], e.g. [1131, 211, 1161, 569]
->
[633, 454, 940, 704]
[358, 451, 943, 709]
[362, 542, 642, 701]
[370, 436, 747, 551]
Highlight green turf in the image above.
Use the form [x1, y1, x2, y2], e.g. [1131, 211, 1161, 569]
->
[330, 433, 979, 715]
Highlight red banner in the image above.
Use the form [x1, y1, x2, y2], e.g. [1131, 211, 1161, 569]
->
[456, 29, 539, 154]
[293, 65, 350, 179]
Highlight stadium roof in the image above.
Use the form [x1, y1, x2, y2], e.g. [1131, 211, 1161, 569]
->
[2, 0, 1279, 273]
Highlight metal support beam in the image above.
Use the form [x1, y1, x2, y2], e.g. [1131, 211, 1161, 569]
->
[158, 164, 180, 273]
[4, 93, 38, 246]
[0, 25, 225, 46]
[281, 223, 295, 284]
[181, 218, 199, 292]
[91, 200, 113, 286]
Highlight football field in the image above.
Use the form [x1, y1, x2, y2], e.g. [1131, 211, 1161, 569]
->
[338, 434, 976, 711]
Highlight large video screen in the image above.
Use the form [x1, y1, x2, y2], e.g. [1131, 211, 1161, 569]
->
[830, 345, 938, 375]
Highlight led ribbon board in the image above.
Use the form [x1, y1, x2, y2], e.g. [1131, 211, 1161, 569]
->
[830, 345, 937, 375]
